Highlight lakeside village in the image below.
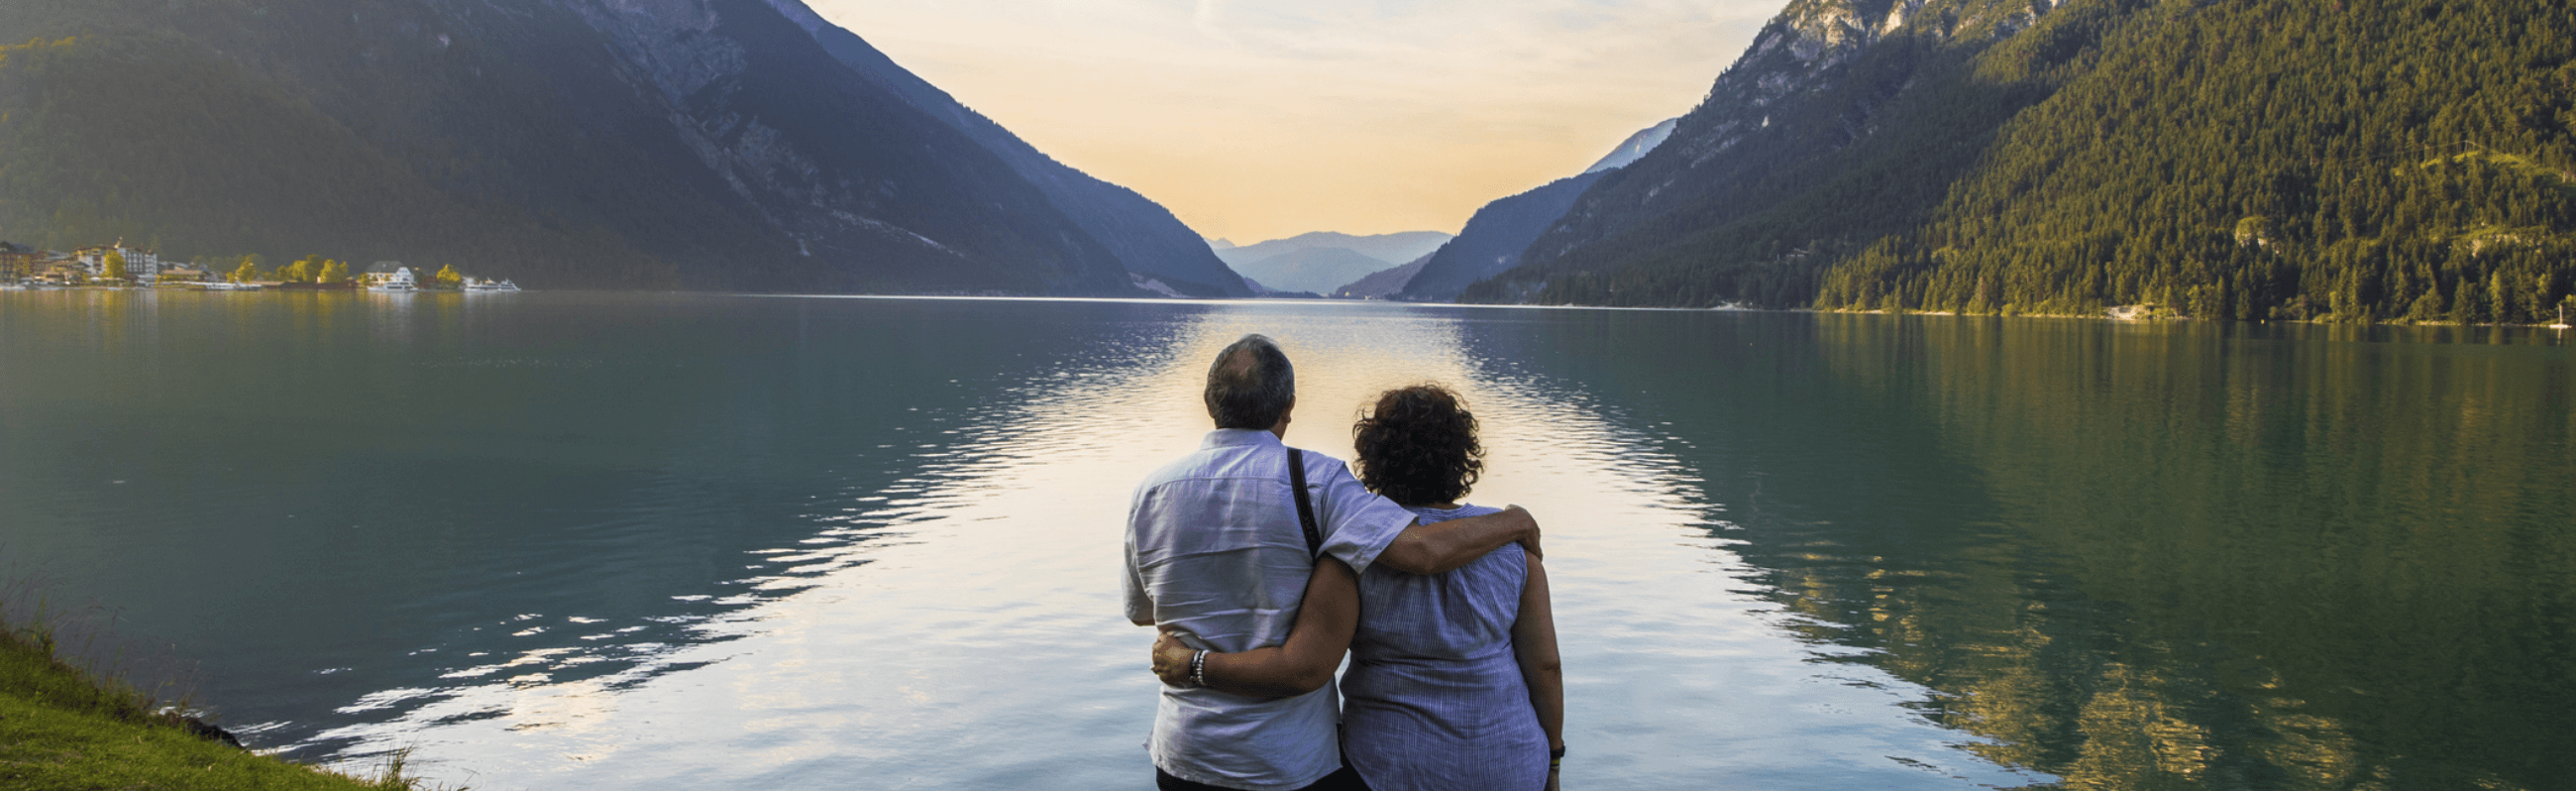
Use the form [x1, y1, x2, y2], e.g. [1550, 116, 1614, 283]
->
[0, 239, 518, 292]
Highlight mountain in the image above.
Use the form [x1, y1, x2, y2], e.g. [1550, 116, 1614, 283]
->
[1393, 172, 1607, 302]
[1334, 253, 1433, 299]
[1229, 246, 1403, 296]
[1394, 117, 1675, 302]
[1215, 231, 1454, 270]
[1239, 277, 1321, 298]
[1463, 0, 2576, 324]
[762, 0, 1251, 297]
[0, 0, 1190, 294]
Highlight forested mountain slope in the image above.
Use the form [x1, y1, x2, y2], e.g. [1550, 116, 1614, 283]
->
[1394, 171, 1605, 301]
[0, 0, 1152, 293]
[1466, 0, 2576, 324]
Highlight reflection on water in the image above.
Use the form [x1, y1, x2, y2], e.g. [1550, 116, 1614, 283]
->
[3, 292, 2567, 789]
[1798, 315, 2576, 790]
[1469, 309, 2571, 790]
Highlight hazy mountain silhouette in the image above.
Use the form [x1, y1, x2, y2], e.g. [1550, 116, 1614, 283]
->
[1216, 231, 1453, 270]
[1230, 246, 1405, 296]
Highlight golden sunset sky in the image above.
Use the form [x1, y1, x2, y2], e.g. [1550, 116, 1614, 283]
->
[804, 0, 1785, 244]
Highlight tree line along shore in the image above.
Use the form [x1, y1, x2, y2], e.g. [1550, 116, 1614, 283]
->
[2, 239, 481, 290]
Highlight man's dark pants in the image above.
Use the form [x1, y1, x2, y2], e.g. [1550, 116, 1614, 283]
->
[1155, 764, 1371, 791]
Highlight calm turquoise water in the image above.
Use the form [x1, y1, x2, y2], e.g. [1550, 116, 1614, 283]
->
[2, 290, 2570, 790]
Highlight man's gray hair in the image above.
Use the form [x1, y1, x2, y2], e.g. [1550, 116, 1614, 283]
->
[1205, 334, 1295, 430]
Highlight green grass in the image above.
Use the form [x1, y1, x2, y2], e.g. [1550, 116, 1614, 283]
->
[1, 615, 454, 790]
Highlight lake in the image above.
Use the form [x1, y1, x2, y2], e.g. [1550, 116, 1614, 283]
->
[2, 290, 2569, 790]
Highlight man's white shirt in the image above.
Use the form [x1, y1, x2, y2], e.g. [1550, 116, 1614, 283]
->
[1125, 429, 1416, 790]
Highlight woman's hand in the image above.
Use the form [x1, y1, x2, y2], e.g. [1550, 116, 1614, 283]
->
[1151, 631, 1196, 686]
[1144, 556, 1361, 697]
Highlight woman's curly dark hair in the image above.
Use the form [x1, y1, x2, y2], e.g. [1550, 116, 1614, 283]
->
[1351, 385, 1483, 508]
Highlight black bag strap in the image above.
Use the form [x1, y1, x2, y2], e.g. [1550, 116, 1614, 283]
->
[1287, 448, 1324, 560]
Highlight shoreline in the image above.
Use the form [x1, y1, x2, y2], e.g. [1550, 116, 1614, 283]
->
[1796, 304, 2576, 329]
[0, 611, 449, 790]
[9, 285, 2567, 330]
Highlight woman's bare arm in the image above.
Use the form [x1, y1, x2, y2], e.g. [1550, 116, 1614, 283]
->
[1152, 556, 1359, 698]
[1513, 552, 1564, 753]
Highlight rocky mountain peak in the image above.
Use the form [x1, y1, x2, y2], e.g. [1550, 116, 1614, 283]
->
[1511, 0, 2064, 269]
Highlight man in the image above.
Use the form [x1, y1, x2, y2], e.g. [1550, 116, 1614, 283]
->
[1126, 334, 1542, 791]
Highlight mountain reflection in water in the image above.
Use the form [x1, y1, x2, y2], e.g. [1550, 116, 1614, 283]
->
[0, 291, 2566, 790]
[1479, 310, 2573, 790]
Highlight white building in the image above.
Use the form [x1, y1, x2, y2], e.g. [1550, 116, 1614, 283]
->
[74, 240, 161, 282]
[365, 263, 417, 290]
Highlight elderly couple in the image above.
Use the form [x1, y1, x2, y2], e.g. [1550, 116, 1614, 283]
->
[1124, 334, 1564, 791]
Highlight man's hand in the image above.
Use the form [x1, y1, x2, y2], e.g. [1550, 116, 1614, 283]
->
[1507, 505, 1542, 560]
[1152, 631, 1196, 687]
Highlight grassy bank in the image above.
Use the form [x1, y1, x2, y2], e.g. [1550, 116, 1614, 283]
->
[1, 614, 446, 790]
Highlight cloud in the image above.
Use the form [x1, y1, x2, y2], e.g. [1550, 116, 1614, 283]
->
[1189, 0, 1236, 46]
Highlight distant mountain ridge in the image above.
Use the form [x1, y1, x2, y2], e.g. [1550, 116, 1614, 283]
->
[1215, 231, 1454, 270]
[1228, 246, 1404, 296]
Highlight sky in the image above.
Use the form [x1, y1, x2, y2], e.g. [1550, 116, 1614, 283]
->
[803, 0, 1785, 244]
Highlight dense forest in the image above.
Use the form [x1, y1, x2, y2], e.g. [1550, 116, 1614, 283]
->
[1466, 0, 2576, 324]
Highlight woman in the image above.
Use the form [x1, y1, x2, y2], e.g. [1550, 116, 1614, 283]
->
[1153, 385, 1564, 791]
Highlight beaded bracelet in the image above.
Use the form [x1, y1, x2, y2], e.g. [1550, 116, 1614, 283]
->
[1189, 649, 1209, 688]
